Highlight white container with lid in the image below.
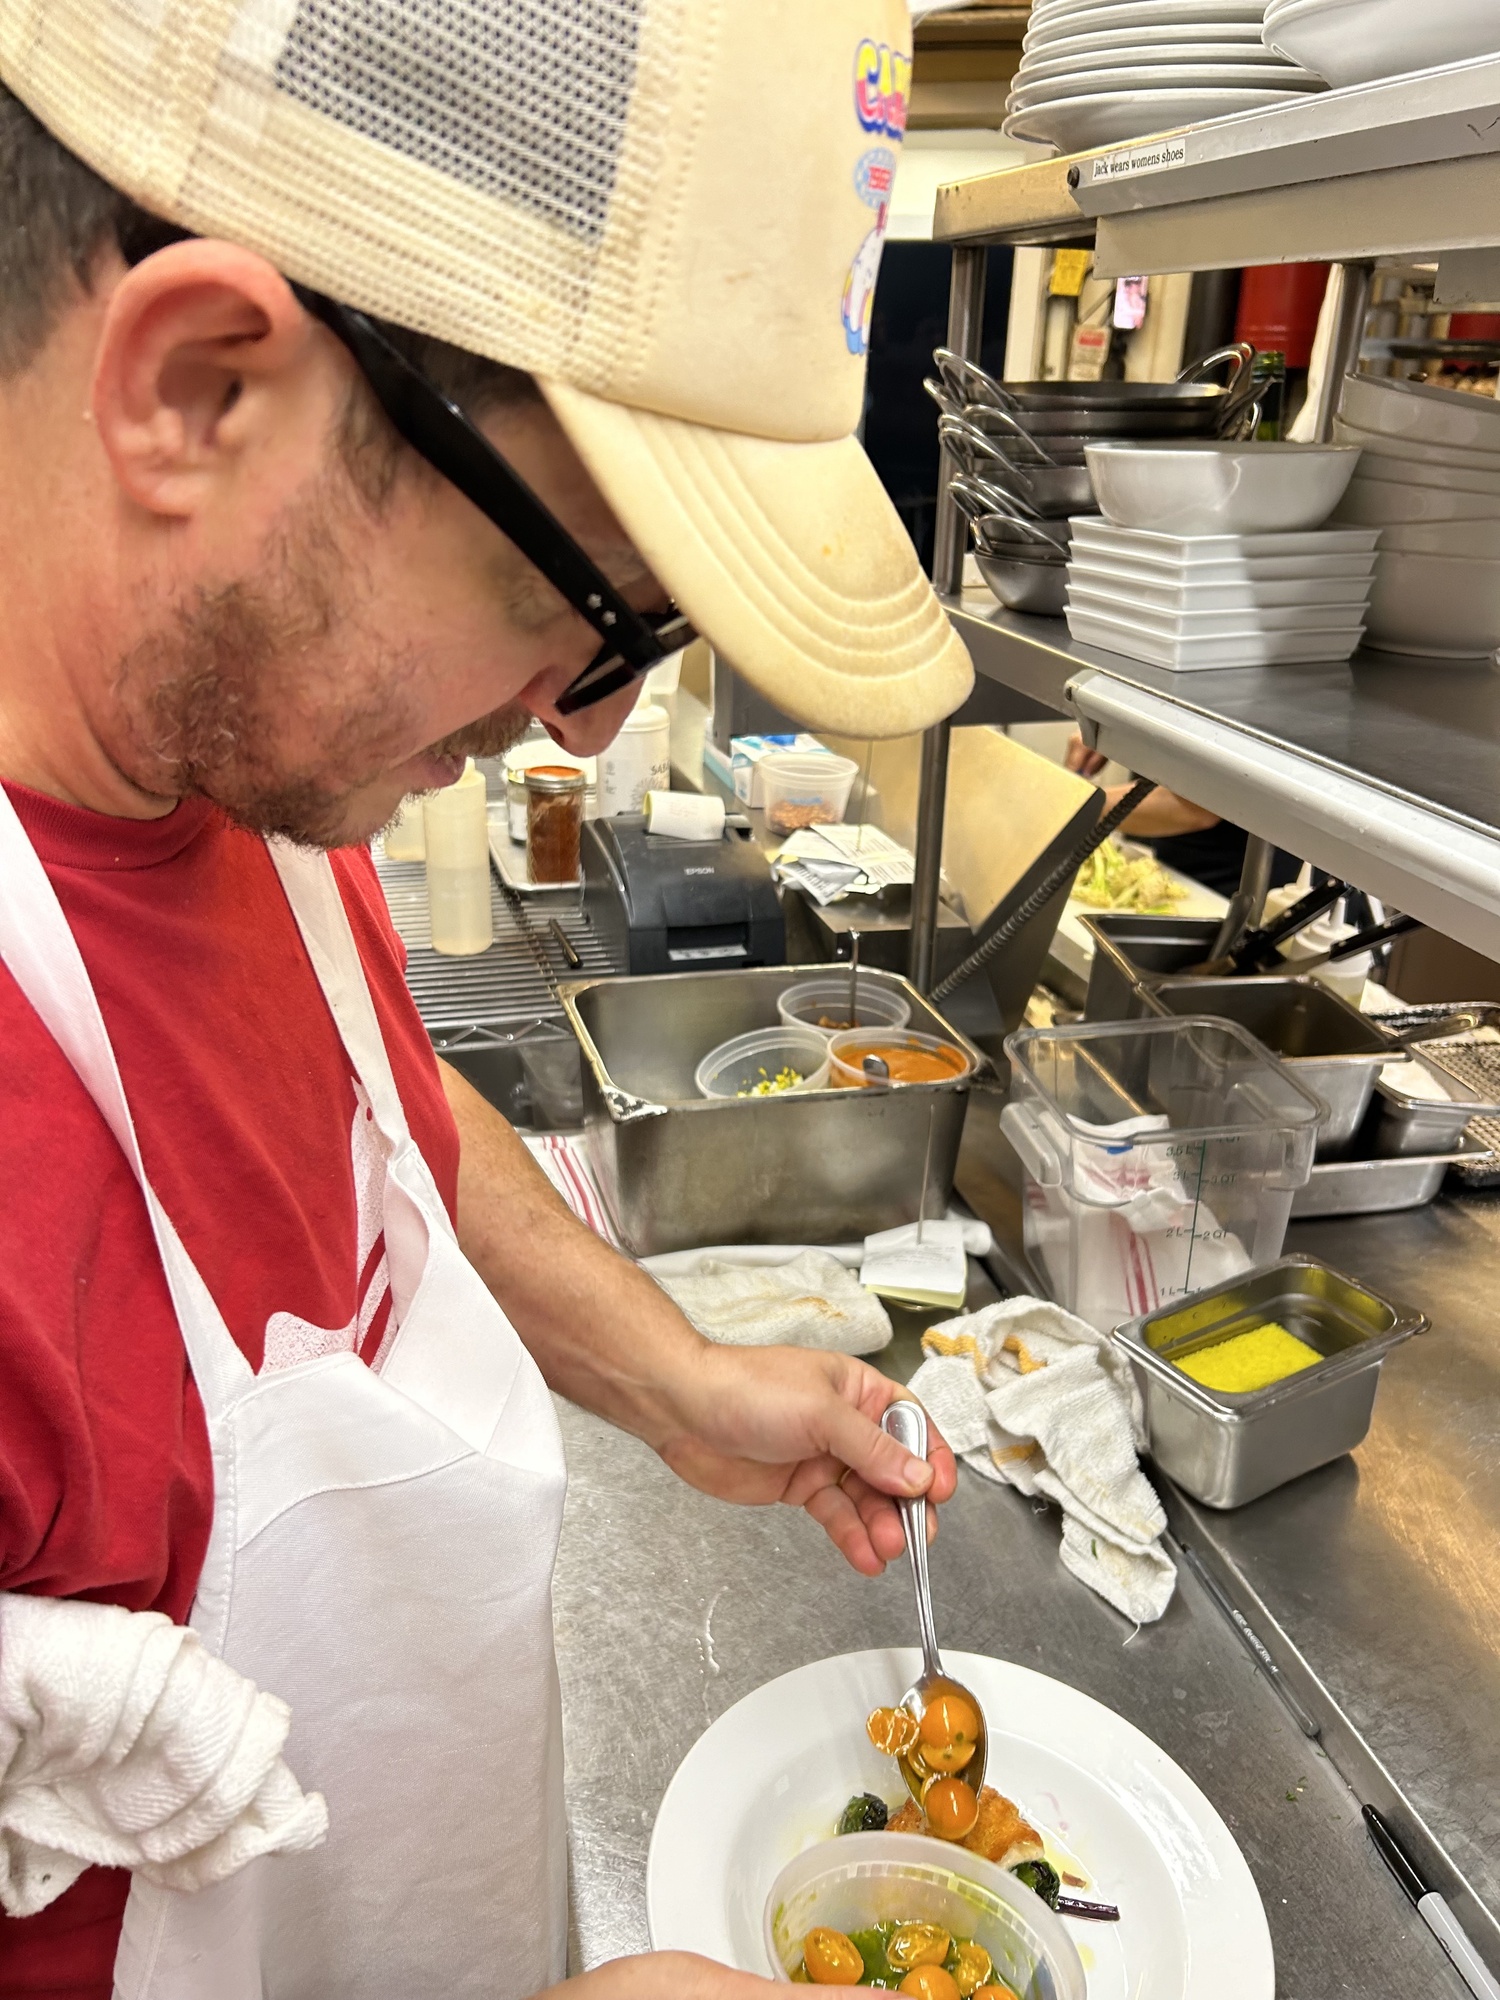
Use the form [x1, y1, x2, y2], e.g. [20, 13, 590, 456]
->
[597, 699, 670, 816]
[423, 759, 493, 956]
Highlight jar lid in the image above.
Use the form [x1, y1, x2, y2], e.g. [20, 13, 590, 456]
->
[525, 764, 586, 795]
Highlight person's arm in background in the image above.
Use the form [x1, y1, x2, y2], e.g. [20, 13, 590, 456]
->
[435, 1061, 957, 1578]
[1065, 737, 1220, 840]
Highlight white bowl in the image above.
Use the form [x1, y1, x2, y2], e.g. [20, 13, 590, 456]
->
[1340, 371, 1500, 453]
[1332, 416, 1500, 472]
[1084, 441, 1360, 536]
[1346, 445, 1500, 497]
[1264, 0, 1500, 89]
[1332, 474, 1500, 526]
[1366, 549, 1500, 658]
[763, 1834, 1085, 2000]
[695, 1026, 831, 1099]
[1379, 518, 1500, 559]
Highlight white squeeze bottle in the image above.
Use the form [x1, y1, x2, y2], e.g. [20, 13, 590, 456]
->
[383, 792, 426, 861]
[423, 759, 493, 955]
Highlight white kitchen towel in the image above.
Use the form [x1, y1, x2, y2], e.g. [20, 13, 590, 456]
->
[0, 1593, 328, 1917]
[909, 1298, 1175, 1623]
[641, 1218, 992, 1276]
[651, 1248, 893, 1354]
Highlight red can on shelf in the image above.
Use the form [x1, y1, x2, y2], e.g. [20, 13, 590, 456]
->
[1234, 263, 1331, 370]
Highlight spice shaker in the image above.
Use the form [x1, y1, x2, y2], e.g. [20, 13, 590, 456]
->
[525, 765, 586, 884]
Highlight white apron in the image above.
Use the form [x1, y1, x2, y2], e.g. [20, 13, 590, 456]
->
[0, 791, 569, 2000]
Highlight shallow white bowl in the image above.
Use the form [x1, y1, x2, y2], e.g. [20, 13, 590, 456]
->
[1366, 549, 1500, 658]
[1004, 84, 1310, 151]
[1009, 59, 1316, 107]
[1031, 0, 1264, 25]
[1340, 370, 1500, 453]
[1024, 20, 1266, 57]
[1345, 445, 1500, 497]
[1264, 0, 1500, 89]
[1084, 440, 1359, 535]
[1332, 416, 1500, 472]
[1332, 475, 1500, 527]
[1380, 518, 1500, 559]
[1019, 38, 1295, 81]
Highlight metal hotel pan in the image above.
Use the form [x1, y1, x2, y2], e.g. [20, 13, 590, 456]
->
[1289, 1133, 1493, 1218]
[1113, 1255, 1426, 1508]
[1079, 914, 1224, 1022]
[559, 968, 987, 1255]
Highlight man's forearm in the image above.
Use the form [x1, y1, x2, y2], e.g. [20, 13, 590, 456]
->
[436, 1058, 709, 1445]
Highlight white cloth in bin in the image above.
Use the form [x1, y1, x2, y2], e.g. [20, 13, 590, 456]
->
[650, 1249, 893, 1354]
[909, 1298, 1175, 1624]
[1030, 1111, 1252, 1331]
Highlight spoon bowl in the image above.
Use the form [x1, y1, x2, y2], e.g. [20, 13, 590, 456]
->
[880, 1398, 989, 1807]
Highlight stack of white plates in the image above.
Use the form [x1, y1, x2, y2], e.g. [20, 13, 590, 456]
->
[1331, 372, 1500, 657]
[1005, 0, 1325, 155]
[1064, 518, 1379, 669]
[1264, 0, 1500, 89]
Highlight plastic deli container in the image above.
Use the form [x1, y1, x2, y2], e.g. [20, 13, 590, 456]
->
[763, 1833, 1084, 1999]
[1001, 1016, 1325, 1334]
[777, 977, 912, 1040]
[695, 1026, 831, 1100]
[759, 750, 860, 834]
[829, 1029, 973, 1090]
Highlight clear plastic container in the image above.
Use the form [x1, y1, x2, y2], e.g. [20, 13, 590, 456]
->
[695, 1026, 831, 1099]
[777, 977, 911, 1039]
[759, 750, 860, 834]
[828, 1029, 972, 1089]
[1002, 1016, 1324, 1333]
[763, 1833, 1084, 2000]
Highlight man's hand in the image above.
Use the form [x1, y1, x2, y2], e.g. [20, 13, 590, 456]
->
[544, 1953, 777, 2000]
[648, 1343, 958, 1578]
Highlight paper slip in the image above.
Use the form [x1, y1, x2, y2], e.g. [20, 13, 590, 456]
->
[860, 1219, 968, 1311]
[774, 822, 914, 893]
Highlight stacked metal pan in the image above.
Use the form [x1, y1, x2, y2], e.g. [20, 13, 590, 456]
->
[929, 343, 1260, 614]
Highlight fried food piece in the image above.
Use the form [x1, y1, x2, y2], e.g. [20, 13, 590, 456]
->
[961, 1787, 1045, 1870]
[886, 1798, 925, 1835]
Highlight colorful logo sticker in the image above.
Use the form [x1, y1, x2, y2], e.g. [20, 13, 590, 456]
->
[841, 208, 889, 358]
[854, 145, 897, 210]
[854, 38, 911, 140]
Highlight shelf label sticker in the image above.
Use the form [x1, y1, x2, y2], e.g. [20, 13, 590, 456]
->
[1088, 135, 1189, 183]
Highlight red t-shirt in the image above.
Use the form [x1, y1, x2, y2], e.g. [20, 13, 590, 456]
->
[0, 783, 460, 1996]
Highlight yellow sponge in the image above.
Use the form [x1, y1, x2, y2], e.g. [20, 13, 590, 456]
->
[1174, 1321, 1320, 1394]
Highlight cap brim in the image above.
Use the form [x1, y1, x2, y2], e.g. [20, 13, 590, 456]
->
[540, 382, 973, 739]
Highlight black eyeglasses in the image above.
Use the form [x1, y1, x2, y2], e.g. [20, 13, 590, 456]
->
[297, 290, 693, 714]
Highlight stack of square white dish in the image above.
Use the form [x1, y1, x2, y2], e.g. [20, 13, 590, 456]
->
[1064, 519, 1379, 670]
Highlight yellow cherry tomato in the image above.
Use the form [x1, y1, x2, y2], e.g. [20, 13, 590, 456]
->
[951, 1942, 994, 1998]
[919, 1694, 981, 1774]
[922, 1775, 981, 1841]
[899, 1968, 962, 2000]
[886, 1923, 952, 1971]
[802, 1929, 865, 1986]
[867, 1705, 921, 1758]
[973, 1986, 1020, 2000]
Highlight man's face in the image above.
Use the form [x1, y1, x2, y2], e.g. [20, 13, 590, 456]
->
[82, 250, 661, 847]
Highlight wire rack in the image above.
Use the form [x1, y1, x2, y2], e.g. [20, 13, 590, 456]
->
[374, 852, 622, 1039]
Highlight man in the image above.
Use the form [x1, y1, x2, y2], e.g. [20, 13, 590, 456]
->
[0, 1, 972, 1996]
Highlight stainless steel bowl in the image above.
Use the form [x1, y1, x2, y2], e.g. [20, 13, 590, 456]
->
[974, 550, 1069, 615]
[1114, 1255, 1427, 1508]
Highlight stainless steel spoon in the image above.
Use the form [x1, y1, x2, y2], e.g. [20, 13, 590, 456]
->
[880, 1397, 988, 1805]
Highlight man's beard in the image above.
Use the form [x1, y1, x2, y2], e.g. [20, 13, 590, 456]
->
[113, 497, 531, 848]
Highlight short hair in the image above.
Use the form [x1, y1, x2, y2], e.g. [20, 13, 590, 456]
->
[0, 82, 534, 414]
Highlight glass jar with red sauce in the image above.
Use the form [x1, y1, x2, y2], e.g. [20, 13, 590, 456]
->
[524, 766, 585, 884]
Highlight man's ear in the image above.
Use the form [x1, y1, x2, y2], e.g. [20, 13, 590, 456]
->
[91, 240, 325, 518]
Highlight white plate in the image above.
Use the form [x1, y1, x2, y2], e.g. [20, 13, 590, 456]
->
[1068, 518, 1379, 560]
[1339, 370, 1500, 453]
[1333, 474, 1500, 526]
[1024, 19, 1265, 54]
[1067, 582, 1368, 634]
[1066, 563, 1373, 611]
[645, 1648, 1273, 1999]
[1262, 0, 1500, 89]
[1332, 415, 1500, 472]
[1019, 40, 1295, 82]
[1068, 606, 1363, 668]
[1010, 59, 1316, 105]
[1345, 448, 1500, 497]
[1003, 85, 1313, 151]
[1030, 0, 1266, 26]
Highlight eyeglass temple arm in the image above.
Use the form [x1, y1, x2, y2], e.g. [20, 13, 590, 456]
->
[296, 288, 665, 672]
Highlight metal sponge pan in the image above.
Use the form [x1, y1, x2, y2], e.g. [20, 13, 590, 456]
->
[1114, 1256, 1426, 1508]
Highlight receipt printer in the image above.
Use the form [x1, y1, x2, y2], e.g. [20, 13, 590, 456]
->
[583, 815, 785, 975]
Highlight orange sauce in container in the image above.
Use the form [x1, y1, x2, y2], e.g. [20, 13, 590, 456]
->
[828, 1030, 971, 1088]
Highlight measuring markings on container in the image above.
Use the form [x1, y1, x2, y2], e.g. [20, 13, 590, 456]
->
[1088, 135, 1189, 184]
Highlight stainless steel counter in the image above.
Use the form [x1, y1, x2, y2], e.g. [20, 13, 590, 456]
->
[551, 1291, 1474, 1995]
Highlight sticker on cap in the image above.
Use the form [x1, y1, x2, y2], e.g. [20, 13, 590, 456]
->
[842, 209, 889, 357]
[855, 146, 897, 209]
[854, 39, 910, 140]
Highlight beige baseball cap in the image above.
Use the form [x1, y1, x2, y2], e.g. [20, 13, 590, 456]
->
[0, 0, 973, 738]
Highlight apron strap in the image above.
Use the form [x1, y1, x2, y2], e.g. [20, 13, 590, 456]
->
[0, 786, 252, 1412]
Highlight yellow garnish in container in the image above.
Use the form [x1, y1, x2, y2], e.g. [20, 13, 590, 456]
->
[1174, 1321, 1320, 1395]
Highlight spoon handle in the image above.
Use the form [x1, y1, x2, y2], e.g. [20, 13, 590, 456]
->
[881, 1399, 943, 1684]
